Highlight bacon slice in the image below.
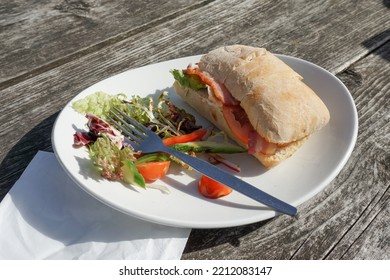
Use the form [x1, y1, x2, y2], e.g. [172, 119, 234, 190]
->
[185, 64, 239, 106]
[248, 130, 278, 156]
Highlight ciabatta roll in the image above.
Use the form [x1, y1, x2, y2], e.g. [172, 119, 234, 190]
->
[172, 45, 330, 167]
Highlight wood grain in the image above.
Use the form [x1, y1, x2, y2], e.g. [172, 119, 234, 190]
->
[1, 0, 389, 87]
[0, 0, 212, 85]
[0, 0, 389, 259]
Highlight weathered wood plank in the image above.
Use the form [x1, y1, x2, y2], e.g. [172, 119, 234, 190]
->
[0, 0, 212, 85]
[322, 47, 390, 260]
[182, 43, 390, 260]
[1, 0, 389, 87]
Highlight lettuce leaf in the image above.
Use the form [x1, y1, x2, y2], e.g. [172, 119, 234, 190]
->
[72, 91, 127, 118]
[170, 69, 206, 91]
[88, 135, 145, 188]
[121, 95, 156, 125]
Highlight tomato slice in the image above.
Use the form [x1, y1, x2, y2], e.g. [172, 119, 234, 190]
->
[198, 175, 232, 199]
[163, 129, 208, 146]
[135, 161, 170, 183]
[222, 105, 252, 145]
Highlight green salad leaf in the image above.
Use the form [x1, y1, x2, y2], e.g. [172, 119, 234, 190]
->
[170, 69, 206, 91]
[88, 135, 145, 188]
[72, 91, 127, 118]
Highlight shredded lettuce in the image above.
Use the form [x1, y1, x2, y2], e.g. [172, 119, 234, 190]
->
[121, 95, 156, 125]
[170, 69, 206, 91]
[73, 91, 201, 138]
[88, 135, 145, 188]
[72, 92, 127, 118]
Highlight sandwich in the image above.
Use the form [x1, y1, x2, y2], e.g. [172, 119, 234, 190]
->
[171, 45, 330, 167]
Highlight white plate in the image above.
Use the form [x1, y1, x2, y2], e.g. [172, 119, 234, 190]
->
[52, 54, 358, 228]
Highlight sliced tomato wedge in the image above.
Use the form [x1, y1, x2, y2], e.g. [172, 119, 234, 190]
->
[222, 105, 252, 145]
[163, 129, 208, 146]
[135, 161, 170, 183]
[198, 175, 232, 199]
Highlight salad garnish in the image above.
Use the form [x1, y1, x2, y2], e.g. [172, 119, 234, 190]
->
[72, 91, 246, 198]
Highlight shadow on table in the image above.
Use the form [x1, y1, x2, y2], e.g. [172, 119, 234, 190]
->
[183, 219, 272, 254]
[0, 112, 57, 202]
[361, 29, 390, 62]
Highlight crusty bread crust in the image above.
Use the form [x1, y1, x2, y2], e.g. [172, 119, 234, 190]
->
[199, 45, 330, 144]
[173, 81, 307, 168]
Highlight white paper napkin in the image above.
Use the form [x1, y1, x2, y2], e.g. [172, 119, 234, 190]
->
[0, 151, 190, 260]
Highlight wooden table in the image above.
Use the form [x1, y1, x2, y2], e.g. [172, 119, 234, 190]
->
[1, 0, 389, 259]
